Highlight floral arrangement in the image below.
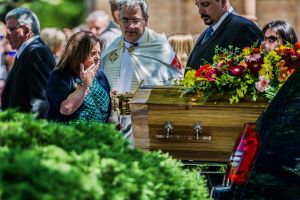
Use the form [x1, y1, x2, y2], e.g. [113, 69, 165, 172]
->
[179, 42, 300, 103]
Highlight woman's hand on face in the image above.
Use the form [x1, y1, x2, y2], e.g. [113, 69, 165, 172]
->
[79, 63, 99, 89]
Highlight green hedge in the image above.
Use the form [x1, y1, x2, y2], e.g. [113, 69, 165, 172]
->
[0, 110, 209, 200]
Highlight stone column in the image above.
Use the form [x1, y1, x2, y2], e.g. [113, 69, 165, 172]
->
[85, 0, 96, 16]
[296, 0, 300, 37]
[242, 0, 257, 21]
[95, 0, 111, 16]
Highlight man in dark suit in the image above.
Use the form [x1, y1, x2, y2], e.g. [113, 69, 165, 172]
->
[187, 0, 263, 70]
[2, 7, 55, 118]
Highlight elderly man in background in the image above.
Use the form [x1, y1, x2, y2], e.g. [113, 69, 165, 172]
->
[2, 7, 55, 118]
[86, 9, 121, 48]
[187, 0, 263, 70]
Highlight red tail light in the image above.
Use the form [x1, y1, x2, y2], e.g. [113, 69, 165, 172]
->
[224, 123, 259, 186]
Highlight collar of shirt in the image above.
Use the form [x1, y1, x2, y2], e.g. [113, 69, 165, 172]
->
[228, 6, 234, 13]
[16, 35, 39, 58]
[123, 32, 145, 48]
[211, 10, 230, 32]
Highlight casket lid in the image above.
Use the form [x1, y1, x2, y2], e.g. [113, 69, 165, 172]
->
[129, 86, 267, 108]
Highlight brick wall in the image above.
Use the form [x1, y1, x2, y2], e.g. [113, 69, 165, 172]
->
[96, 0, 300, 40]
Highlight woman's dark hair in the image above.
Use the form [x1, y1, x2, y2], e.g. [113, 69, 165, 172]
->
[262, 20, 298, 44]
[57, 31, 103, 76]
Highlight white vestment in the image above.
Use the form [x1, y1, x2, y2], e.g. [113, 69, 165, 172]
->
[101, 28, 183, 93]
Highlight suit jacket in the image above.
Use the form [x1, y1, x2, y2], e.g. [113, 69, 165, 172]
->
[1, 37, 55, 118]
[187, 13, 263, 70]
[246, 65, 300, 196]
[101, 21, 122, 48]
[256, 66, 300, 144]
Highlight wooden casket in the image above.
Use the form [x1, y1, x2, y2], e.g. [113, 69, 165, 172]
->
[129, 86, 267, 163]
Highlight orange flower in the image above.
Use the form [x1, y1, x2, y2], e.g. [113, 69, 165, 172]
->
[276, 46, 295, 56]
[252, 48, 261, 54]
[195, 64, 212, 78]
[278, 66, 288, 82]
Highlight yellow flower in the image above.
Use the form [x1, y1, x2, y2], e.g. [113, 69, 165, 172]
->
[182, 70, 196, 87]
[260, 63, 273, 80]
[184, 70, 196, 80]
[268, 50, 281, 61]
[182, 79, 195, 87]
[242, 47, 251, 56]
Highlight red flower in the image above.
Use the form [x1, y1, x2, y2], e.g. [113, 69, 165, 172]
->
[245, 53, 263, 75]
[288, 68, 296, 74]
[295, 42, 300, 50]
[281, 54, 299, 69]
[275, 47, 299, 68]
[205, 68, 220, 82]
[227, 59, 235, 66]
[195, 64, 212, 78]
[229, 65, 245, 76]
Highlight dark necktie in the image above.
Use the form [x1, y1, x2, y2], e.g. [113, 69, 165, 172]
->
[201, 27, 214, 44]
[131, 42, 138, 47]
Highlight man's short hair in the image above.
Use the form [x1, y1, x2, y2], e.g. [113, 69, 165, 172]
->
[5, 7, 40, 35]
[118, 0, 148, 18]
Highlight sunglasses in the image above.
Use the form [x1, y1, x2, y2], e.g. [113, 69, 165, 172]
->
[2, 51, 16, 57]
[264, 35, 279, 43]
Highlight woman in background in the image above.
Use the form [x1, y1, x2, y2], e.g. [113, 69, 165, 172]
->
[46, 31, 111, 123]
[41, 27, 67, 60]
[167, 32, 194, 68]
[261, 20, 298, 52]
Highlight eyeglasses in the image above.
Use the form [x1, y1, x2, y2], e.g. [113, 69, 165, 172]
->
[2, 51, 16, 57]
[264, 35, 279, 43]
[7, 25, 23, 33]
[120, 18, 144, 26]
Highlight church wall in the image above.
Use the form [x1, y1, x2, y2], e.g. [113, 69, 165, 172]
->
[95, 0, 300, 40]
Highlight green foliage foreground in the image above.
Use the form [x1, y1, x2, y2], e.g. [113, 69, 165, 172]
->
[0, 110, 208, 200]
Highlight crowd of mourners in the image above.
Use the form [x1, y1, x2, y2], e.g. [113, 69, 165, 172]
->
[0, 0, 299, 143]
